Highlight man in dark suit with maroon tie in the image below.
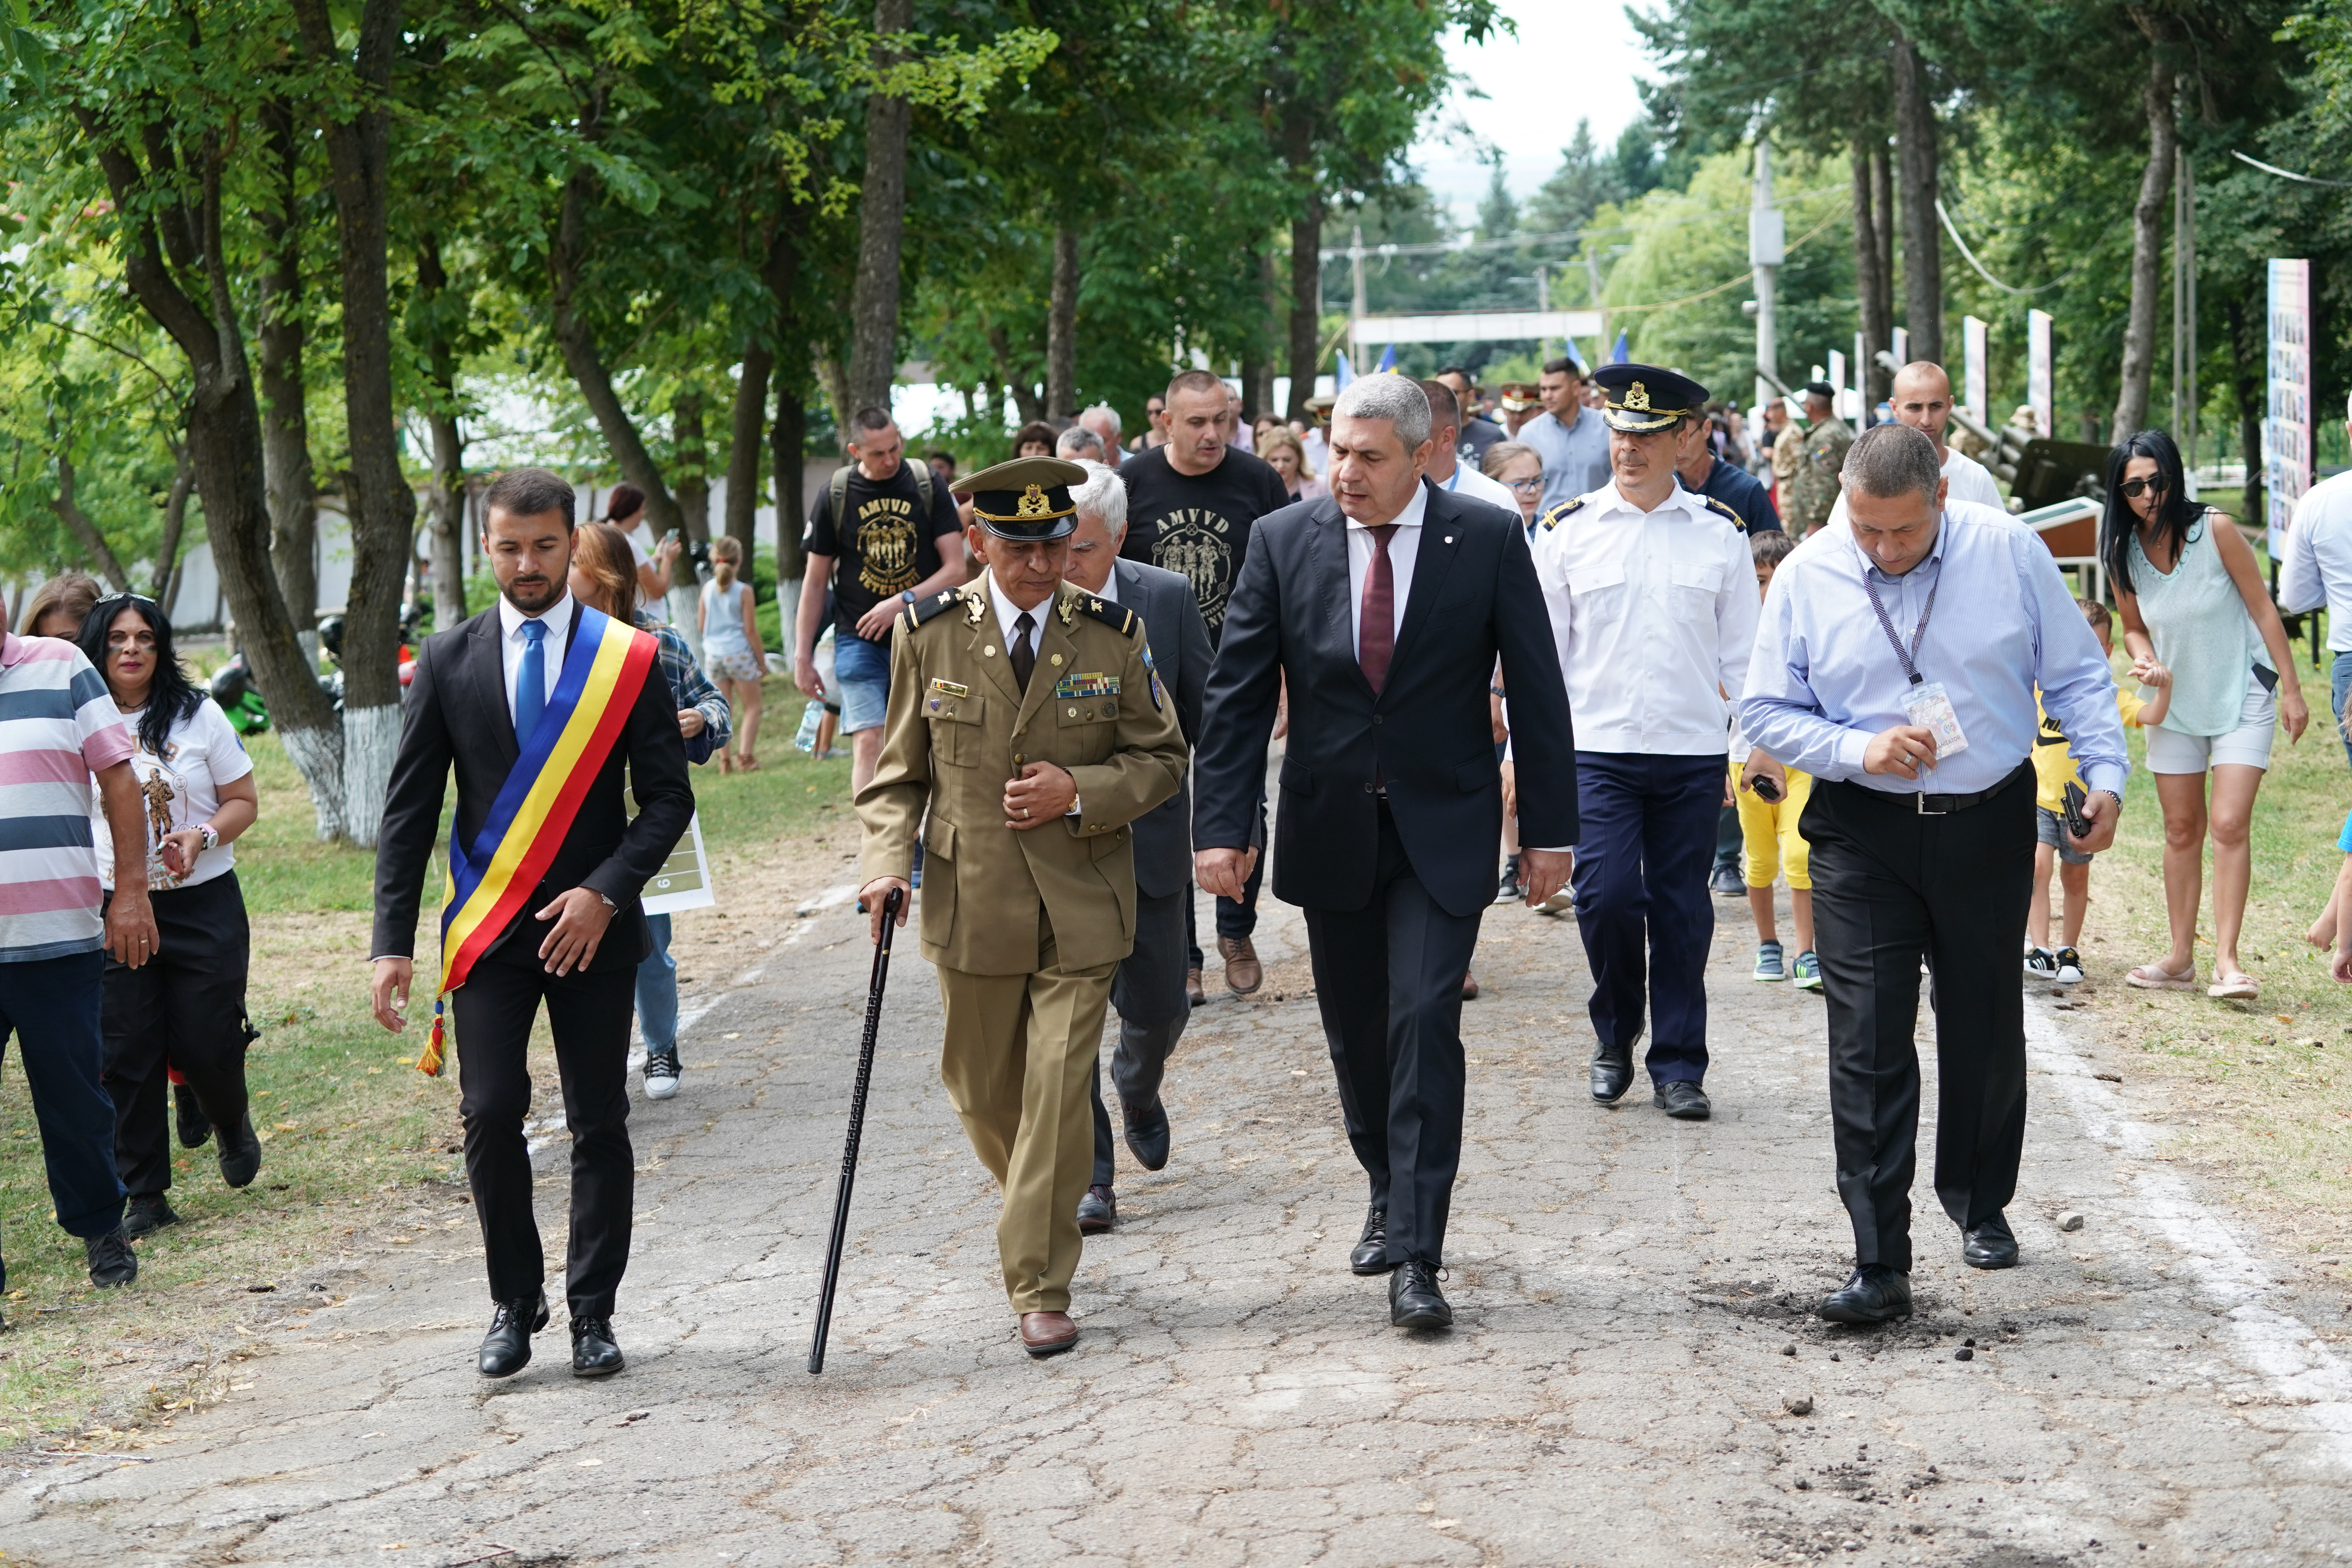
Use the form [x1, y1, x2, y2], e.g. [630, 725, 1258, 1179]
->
[1192, 375, 1579, 1330]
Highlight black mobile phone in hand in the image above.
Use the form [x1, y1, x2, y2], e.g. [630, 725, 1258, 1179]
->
[2062, 781, 2091, 842]
[1750, 773, 1782, 803]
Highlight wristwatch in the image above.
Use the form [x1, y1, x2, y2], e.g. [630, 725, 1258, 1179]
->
[902, 590, 916, 604]
[197, 822, 220, 853]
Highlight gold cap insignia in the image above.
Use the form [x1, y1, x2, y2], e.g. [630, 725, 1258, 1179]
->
[1016, 484, 1053, 520]
[1623, 381, 1651, 412]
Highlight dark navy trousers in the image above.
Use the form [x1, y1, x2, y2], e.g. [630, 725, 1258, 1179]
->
[1570, 750, 1724, 1087]
[0, 949, 126, 1292]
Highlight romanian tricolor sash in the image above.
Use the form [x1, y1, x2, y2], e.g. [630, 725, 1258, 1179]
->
[416, 604, 659, 1074]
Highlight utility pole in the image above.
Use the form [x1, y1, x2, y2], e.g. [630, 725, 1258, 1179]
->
[1349, 224, 1367, 373]
[1750, 139, 1784, 417]
[1536, 264, 1550, 361]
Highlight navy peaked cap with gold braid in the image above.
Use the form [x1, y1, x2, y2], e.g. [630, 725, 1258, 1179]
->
[1591, 363, 1708, 434]
[953, 456, 1085, 541]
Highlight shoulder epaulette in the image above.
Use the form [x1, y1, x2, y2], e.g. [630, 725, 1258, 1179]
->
[898, 586, 978, 635]
[1537, 496, 1587, 532]
[1056, 587, 1140, 637]
[1699, 494, 1748, 532]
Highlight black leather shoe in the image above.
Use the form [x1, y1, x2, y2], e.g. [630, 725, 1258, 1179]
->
[1963, 1213, 2019, 1270]
[174, 1083, 212, 1149]
[478, 1290, 548, 1378]
[1350, 1206, 1396, 1276]
[1654, 1080, 1711, 1120]
[1120, 1096, 1171, 1171]
[1076, 1184, 1116, 1234]
[121, 1192, 179, 1240]
[217, 1111, 262, 1189]
[1818, 1264, 1912, 1325]
[85, 1227, 138, 1289]
[570, 1314, 625, 1377]
[1590, 1042, 1633, 1104]
[1388, 1260, 1453, 1329]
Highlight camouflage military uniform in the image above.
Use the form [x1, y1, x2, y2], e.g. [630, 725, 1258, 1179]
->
[1776, 416, 1853, 539]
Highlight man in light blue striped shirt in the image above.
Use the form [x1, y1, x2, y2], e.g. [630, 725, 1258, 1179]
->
[1742, 424, 2127, 1326]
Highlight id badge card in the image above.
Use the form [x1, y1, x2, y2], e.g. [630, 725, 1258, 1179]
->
[1900, 680, 1969, 763]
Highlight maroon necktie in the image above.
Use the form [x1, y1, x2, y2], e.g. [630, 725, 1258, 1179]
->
[1359, 524, 1399, 693]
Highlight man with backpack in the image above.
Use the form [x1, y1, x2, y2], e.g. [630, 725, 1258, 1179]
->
[795, 407, 969, 792]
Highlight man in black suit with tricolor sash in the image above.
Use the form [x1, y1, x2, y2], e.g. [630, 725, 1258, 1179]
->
[370, 467, 692, 1380]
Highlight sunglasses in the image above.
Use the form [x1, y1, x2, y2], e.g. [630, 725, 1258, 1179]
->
[2119, 474, 2171, 499]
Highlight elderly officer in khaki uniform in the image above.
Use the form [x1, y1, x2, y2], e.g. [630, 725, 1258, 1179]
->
[855, 456, 1189, 1359]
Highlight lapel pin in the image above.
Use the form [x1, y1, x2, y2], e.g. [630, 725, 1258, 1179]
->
[1444, 535, 1454, 544]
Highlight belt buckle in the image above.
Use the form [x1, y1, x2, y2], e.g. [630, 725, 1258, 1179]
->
[1915, 791, 1947, 816]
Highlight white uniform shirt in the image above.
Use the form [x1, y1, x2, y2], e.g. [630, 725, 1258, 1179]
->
[1530, 480, 1759, 756]
[2279, 467, 2352, 652]
[498, 591, 575, 726]
[1439, 460, 1519, 514]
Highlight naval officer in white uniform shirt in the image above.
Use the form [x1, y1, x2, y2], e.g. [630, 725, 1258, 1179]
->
[1526, 364, 1758, 1121]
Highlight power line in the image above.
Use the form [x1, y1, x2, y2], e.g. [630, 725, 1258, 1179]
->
[2230, 149, 2352, 188]
[1936, 198, 2074, 298]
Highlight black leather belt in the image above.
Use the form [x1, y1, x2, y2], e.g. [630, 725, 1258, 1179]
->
[1852, 762, 2029, 816]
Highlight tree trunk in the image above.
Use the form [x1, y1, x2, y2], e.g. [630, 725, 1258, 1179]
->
[2111, 51, 2176, 439]
[1046, 223, 1079, 421]
[256, 99, 319, 639]
[1852, 130, 1891, 410]
[2223, 294, 2266, 530]
[725, 211, 802, 559]
[988, 322, 1045, 425]
[292, 0, 414, 847]
[1890, 35, 1943, 365]
[50, 454, 131, 589]
[815, 350, 853, 448]
[78, 113, 344, 836]
[1871, 143, 1893, 334]
[846, 0, 915, 412]
[1282, 107, 1323, 423]
[1243, 249, 1276, 421]
[549, 166, 684, 544]
[773, 368, 808, 579]
[416, 233, 470, 632]
[152, 437, 195, 603]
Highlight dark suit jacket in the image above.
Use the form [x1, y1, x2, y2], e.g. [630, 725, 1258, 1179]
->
[1111, 555, 1211, 900]
[371, 602, 696, 973]
[1194, 480, 1577, 919]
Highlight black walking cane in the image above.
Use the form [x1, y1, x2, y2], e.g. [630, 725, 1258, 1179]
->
[808, 885, 904, 1374]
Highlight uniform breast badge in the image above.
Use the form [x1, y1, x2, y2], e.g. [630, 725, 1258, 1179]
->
[1053, 672, 1120, 699]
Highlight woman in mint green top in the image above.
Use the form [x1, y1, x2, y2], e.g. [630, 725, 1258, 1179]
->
[2105, 430, 2308, 1000]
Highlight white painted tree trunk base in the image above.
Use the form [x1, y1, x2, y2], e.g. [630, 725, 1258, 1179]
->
[340, 703, 402, 849]
[279, 721, 347, 843]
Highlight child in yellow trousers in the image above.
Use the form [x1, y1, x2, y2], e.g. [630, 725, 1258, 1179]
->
[1731, 532, 1817, 989]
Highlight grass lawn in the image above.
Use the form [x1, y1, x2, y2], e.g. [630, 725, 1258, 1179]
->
[2071, 637, 2352, 1267]
[0, 678, 848, 1448]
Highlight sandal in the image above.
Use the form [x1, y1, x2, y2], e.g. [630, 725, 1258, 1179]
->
[2125, 960, 2198, 991]
[2207, 971, 2258, 1000]
[739, 753, 761, 772]
[720, 750, 735, 775]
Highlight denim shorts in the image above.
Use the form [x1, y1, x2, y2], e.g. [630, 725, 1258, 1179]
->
[831, 629, 892, 734]
[2035, 805, 2093, 866]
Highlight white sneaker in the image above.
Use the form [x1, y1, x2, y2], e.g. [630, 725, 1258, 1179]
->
[2054, 947, 2085, 984]
[2023, 947, 2058, 980]
[644, 1052, 681, 1100]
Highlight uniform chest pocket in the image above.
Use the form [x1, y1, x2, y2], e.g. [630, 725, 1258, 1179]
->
[1568, 561, 1630, 621]
[1055, 696, 1120, 765]
[1667, 561, 1724, 622]
[926, 690, 984, 767]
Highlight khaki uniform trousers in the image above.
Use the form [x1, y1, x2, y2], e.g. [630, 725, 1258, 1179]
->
[935, 909, 1117, 1314]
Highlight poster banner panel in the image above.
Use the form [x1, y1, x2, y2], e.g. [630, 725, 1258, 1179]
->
[2027, 310, 2054, 440]
[2267, 258, 2312, 540]
[1964, 316, 1989, 425]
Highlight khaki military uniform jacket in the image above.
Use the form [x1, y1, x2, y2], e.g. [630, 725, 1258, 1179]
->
[856, 581, 1190, 976]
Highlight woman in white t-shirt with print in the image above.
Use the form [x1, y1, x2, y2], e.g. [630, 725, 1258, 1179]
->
[79, 595, 263, 1239]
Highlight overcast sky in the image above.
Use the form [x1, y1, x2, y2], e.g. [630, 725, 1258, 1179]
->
[1414, 2, 1656, 229]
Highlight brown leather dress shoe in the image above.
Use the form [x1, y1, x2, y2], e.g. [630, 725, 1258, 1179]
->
[1185, 967, 1206, 1006]
[1218, 936, 1263, 994]
[1019, 1311, 1079, 1357]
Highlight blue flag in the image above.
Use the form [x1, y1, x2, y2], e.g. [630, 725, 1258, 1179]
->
[1334, 350, 1354, 390]
[1610, 330, 1632, 365]
[1374, 344, 1397, 373]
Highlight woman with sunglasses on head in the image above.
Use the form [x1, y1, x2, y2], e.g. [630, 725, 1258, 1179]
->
[77, 593, 263, 1238]
[2103, 430, 2308, 1000]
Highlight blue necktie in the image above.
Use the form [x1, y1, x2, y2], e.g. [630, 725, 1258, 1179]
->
[515, 619, 548, 746]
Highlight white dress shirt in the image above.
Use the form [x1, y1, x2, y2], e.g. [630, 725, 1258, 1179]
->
[2279, 467, 2352, 652]
[1829, 444, 2005, 528]
[1530, 480, 1759, 756]
[1440, 460, 1518, 513]
[1345, 482, 1429, 659]
[497, 591, 576, 725]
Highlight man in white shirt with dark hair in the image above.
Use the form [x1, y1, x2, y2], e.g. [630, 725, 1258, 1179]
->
[1417, 379, 1519, 514]
[1829, 362, 2004, 526]
[1527, 363, 1758, 1123]
[2279, 388, 2352, 773]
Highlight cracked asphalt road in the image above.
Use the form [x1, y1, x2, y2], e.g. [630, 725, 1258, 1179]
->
[9, 877, 2352, 1566]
